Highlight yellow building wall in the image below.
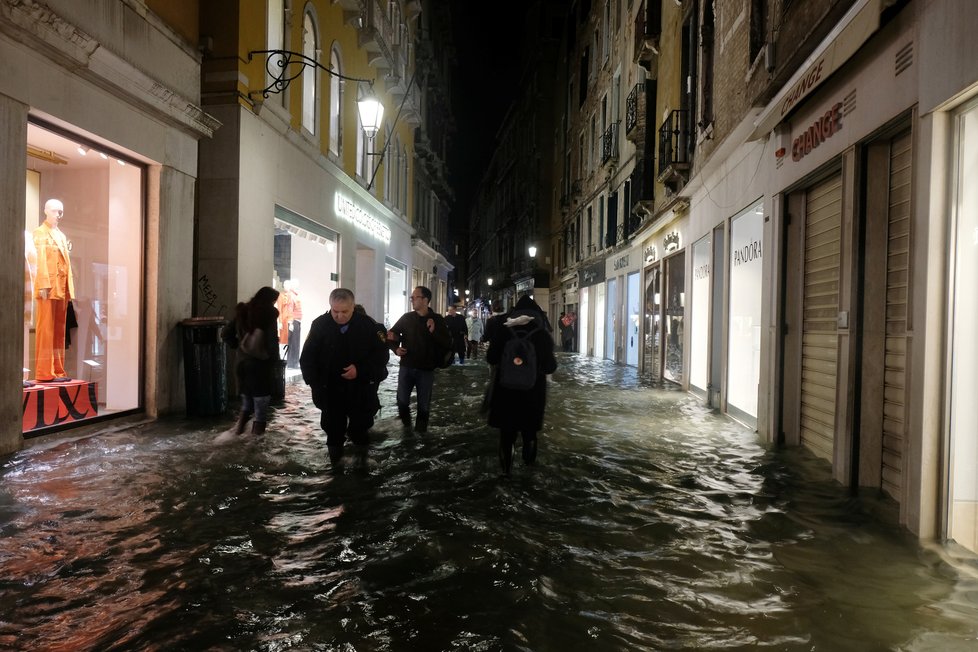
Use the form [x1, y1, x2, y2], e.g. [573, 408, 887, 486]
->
[235, 1, 414, 217]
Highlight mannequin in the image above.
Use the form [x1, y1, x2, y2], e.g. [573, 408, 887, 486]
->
[33, 198, 74, 382]
[277, 279, 303, 368]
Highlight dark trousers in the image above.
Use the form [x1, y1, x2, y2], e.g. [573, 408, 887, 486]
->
[321, 384, 374, 446]
[396, 366, 434, 413]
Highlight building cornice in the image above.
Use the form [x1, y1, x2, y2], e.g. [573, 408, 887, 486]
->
[0, 0, 221, 139]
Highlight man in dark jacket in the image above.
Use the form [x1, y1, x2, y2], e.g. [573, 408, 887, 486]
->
[386, 285, 452, 433]
[444, 305, 469, 364]
[486, 294, 558, 474]
[300, 288, 390, 466]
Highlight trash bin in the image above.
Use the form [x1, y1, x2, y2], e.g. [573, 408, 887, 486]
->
[180, 316, 229, 416]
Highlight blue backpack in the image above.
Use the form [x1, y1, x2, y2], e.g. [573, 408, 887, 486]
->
[498, 321, 541, 390]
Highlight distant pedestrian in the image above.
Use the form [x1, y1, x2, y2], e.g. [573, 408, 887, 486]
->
[486, 295, 558, 474]
[479, 303, 508, 414]
[222, 286, 281, 435]
[387, 286, 452, 433]
[300, 289, 390, 467]
[482, 303, 507, 350]
[466, 310, 484, 359]
[445, 305, 469, 364]
[559, 311, 577, 352]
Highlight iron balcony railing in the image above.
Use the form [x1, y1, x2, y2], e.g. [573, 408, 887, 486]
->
[601, 122, 619, 164]
[626, 84, 641, 134]
[658, 109, 692, 175]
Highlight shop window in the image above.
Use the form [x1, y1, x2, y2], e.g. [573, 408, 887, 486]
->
[23, 122, 144, 434]
[272, 209, 339, 378]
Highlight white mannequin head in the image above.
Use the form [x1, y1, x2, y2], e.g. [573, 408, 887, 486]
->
[43, 199, 64, 228]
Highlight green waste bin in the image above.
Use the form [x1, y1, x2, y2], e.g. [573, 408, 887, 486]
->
[180, 317, 229, 416]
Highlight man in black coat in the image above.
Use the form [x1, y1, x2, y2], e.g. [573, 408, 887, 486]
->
[444, 305, 469, 364]
[300, 288, 390, 466]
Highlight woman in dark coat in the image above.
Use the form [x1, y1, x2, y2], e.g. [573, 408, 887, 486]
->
[486, 295, 558, 474]
[223, 286, 280, 434]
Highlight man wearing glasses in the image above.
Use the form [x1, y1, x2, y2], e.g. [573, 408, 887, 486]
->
[387, 286, 452, 433]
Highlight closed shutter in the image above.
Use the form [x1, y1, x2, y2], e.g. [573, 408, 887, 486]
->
[800, 175, 843, 461]
[882, 131, 912, 500]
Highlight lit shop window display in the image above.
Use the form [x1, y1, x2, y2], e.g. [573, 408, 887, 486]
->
[23, 122, 144, 433]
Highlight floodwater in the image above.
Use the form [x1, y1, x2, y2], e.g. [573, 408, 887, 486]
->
[2, 355, 978, 651]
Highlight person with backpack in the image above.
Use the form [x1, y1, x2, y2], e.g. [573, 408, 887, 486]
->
[386, 285, 452, 433]
[485, 294, 558, 475]
[299, 289, 391, 467]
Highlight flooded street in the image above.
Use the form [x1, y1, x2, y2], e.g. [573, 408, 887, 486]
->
[2, 355, 978, 651]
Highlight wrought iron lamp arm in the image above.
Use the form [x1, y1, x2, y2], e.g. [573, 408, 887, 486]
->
[248, 49, 374, 98]
[366, 68, 419, 192]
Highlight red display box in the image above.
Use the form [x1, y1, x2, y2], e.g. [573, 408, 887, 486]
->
[23, 380, 99, 432]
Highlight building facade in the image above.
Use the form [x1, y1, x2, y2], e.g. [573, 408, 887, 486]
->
[1, 0, 218, 453]
[198, 0, 452, 387]
[473, 0, 978, 554]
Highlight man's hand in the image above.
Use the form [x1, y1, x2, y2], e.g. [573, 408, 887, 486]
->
[395, 347, 407, 357]
[426, 318, 435, 333]
[341, 364, 358, 380]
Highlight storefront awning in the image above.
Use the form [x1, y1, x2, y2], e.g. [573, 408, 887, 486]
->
[749, 0, 883, 141]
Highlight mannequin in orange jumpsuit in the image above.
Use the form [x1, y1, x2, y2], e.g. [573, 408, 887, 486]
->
[33, 198, 74, 382]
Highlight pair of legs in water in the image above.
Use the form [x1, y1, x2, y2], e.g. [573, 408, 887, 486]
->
[235, 394, 270, 435]
[498, 428, 538, 475]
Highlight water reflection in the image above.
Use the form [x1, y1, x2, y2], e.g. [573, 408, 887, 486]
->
[0, 355, 977, 650]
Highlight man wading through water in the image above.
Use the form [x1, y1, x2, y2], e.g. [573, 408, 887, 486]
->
[387, 286, 451, 433]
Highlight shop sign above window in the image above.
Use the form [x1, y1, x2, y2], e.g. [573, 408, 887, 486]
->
[334, 193, 392, 244]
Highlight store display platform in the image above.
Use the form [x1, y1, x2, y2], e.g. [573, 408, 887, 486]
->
[23, 380, 99, 432]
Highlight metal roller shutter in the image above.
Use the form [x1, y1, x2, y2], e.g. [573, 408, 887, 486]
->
[881, 131, 912, 500]
[801, 175, 843, 461]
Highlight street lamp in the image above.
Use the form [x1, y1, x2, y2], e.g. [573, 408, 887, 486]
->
[487, 277, 493, 287]
[356, 88, 384, 137]
[528, 245, 537, 258]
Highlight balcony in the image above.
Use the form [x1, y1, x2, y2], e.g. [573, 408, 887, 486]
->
[630, 157, 654, 218]
[625, 82, 652, 146]
[657, 109, 692, 193]
[600, 122, 619, 165]
[634, 0, 661, 74]
[360, 0, 395, 71]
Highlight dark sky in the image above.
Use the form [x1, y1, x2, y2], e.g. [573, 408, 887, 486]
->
[447, 2, 530, 229]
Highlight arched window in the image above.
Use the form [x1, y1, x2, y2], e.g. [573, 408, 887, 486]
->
[301, 8, 318, 135]
[328, 46, 342, 155]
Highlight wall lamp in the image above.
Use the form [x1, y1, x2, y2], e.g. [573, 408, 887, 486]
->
[248, 49, 384, 137]
[249, 48, 417, 193]
[528, 245, 538, 258]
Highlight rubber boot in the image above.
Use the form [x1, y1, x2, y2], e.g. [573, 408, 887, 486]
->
[251, 421, 266, 435]
[498, 441, 514, 476]
[234, 411, 253, 435]
[522, 439, 538, 465]
[397, 404, 412, 428]
[327, 444, 344, 467]
[415, 411, 429, 434]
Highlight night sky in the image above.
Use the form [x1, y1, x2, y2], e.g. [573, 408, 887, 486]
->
[447, 1, 530, 232]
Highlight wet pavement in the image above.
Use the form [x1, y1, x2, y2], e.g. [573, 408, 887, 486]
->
[2, 354, 978, 651]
